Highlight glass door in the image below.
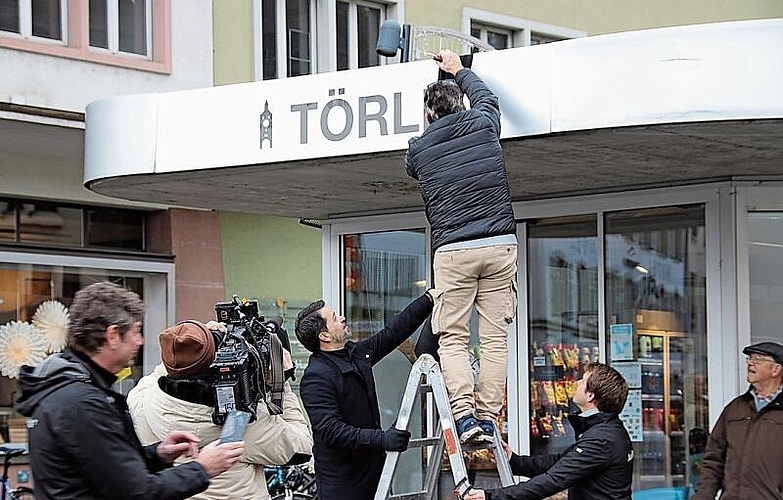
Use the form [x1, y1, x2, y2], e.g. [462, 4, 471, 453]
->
[605, 204, 709, 496]
[526, 215, 598, 458]
[342, 229, 428, 493]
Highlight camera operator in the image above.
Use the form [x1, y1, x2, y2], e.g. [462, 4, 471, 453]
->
[128, 319, 313, 500]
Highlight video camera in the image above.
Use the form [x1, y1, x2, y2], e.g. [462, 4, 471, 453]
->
[209, 294, 290, 425]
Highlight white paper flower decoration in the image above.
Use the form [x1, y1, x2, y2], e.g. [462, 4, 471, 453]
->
[0, 321, 47, 378]
[32, 300, 70, 353]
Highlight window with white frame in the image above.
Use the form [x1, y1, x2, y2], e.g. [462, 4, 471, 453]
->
[470, 22, 512, 50]
[464, 8, 585, 50]
[0, 0, 66, 42]
[88, 0, 151, 57]
[260, 0, 314, 80]
[336, 0, 384, 71]
[0, 0, 168, 71]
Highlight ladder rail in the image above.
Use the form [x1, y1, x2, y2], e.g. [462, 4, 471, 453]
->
[375, 354, 516, 500]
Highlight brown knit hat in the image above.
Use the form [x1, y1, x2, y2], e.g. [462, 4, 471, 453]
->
[159, 320, 216, 377]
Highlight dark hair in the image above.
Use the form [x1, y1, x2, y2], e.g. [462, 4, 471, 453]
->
[295, 300, 326, 353]
[68, 282, 145, 354]
[584, 362, 628, 414]
[424, 80, 464, 122]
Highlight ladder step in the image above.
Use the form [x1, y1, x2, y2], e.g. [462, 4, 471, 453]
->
[389, 492, 430, 500]
[375, 354, 516, 500]
[408, 437, 441, 448]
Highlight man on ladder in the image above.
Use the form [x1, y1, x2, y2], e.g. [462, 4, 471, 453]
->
[404, 48, 518, 445]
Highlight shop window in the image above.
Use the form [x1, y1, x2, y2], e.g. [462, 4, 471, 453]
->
[526, 215, 598, 457]
[336, 0, 383, 71]
[89, 0, 150, 57]
[342, 230, 427, 492]
[0, 198, 145, 251]
[605, 204, 708, 495]
[748, 212, 783, 346]
[18, 203, 82, 246]
[85, 207, 144, 250]
[0, 0, 65, 41]
[0, 265, 146, 444]
[0, 202, 15, 243]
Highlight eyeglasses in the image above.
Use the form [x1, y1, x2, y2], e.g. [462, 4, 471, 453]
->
[745, 354, 778, 365]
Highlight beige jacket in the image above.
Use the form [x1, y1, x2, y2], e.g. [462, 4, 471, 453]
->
[128, 364, 313, 500]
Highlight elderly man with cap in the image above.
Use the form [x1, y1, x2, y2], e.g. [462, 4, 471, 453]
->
[128, 319, 313, 500]
[693, 341, 783, 500]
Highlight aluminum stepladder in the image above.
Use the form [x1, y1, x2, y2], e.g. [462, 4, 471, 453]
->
[375, 354, 515, 500]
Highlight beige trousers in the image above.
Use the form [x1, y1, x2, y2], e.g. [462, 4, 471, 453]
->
[433, 244, 518, 421]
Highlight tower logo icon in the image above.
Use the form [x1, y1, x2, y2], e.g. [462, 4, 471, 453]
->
[260, 101, 272, 148]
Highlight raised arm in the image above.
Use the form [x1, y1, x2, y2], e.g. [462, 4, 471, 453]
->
[362, 292, 434, 365]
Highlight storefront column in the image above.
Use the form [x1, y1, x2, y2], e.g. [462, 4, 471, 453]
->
[147, 208, 225, 322]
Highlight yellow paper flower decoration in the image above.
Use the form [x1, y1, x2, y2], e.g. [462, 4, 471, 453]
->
[0, 321, 47, 378]
[33, 300, 70, 353]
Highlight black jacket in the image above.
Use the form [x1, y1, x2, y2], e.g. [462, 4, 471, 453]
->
[16, 349, 209, 500]
[486, 412, 633, 500]
[300, 293, 433, 500]
[405, 68, 515, 251]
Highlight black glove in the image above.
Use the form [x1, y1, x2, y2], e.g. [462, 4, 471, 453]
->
[381, 427, 410, 452]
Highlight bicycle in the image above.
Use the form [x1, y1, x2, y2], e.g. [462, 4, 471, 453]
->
[265, 464, 317, 500]
[0, 446, 34, 500]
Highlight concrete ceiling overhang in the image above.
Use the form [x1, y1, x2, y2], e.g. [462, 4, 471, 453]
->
[84, 19, 783, 219]
[86, 118, 783, 218]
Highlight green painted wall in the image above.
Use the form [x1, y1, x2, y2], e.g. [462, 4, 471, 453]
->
[220, 213, 322, 303]
[213, 0, 254, 85]
[405, 0, 783, 35]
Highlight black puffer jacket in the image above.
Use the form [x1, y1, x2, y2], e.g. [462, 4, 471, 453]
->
[405, 68, 515, 251]
[16, 349, 209, 500]
[486, 412, 633, 500]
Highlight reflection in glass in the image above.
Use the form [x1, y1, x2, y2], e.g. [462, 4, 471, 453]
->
[530, 33, 562, 45]
[18, 203, 82, 247]
[286, 0, 310, 76]
[343, 230, 426, 492]
[0, 0, 20, 33]
[0, 264, 147, 443]
[486, 30, 508, 50]
[356, 5, 380, 68]
[89, 0, 108, 49]
[262, 0, 277, 79]
[748, 212, 783, 346]
[527, 215, 598, 456]
[0, 201, 15, 242]
[118, 0, 147, 55]
[605, 205, 708, 494]
[31, 0, 61, 40]
[86, 208, 144, 250]
[336, 1, 349, 71]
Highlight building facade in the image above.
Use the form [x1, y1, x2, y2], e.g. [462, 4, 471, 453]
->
[85, 12, 783, 498]
[3, 0, 783, 497]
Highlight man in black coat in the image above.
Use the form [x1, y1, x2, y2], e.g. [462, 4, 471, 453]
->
[405, 49, 517, 444]
[16, 282, 245, 500]
[295, 292, 434, 500]
[464, 363, 633, 500]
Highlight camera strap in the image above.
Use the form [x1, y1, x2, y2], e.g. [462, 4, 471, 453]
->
[266, 333, 285, 415]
